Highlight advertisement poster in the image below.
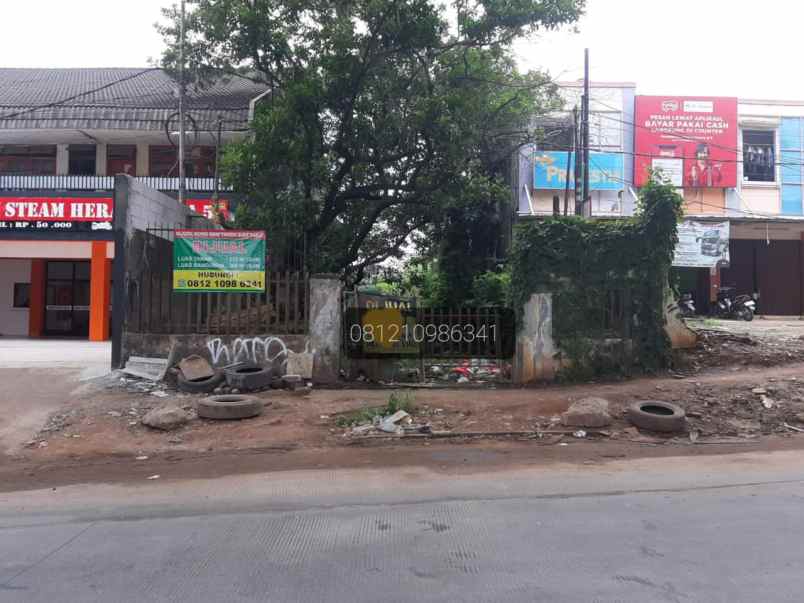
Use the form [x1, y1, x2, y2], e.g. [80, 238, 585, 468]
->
[533, 151, 623, 190]
[634, 96, 738, 187]
[0, 196, 113, 232]
[173, 230, 266, 292]
[673, 221, 730, 268]
[184, 199, 232, 222]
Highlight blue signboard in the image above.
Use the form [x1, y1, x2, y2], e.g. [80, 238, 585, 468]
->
[533, 151, 624, 190]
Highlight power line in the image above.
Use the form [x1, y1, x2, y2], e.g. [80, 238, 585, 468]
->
[587, 155, 786, 220]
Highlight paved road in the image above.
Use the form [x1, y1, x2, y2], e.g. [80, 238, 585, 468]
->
[2, 451, 804, 602]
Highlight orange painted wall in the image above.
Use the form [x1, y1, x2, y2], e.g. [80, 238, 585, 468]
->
[89, 241, 111, 341]
[683, 188, 726, 215]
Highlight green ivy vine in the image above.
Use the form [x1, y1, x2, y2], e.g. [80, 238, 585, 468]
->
[510, 178, 683, 379]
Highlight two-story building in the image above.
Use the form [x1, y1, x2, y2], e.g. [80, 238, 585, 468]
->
[0, 68, 267, 340]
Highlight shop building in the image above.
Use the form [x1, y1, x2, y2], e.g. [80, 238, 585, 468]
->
[517, 81, 637, 218]
[0, 68, 267, 339]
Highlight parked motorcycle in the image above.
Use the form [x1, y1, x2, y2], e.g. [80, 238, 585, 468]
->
[713, 286, 758, 321]
[677, 292, 696, 318]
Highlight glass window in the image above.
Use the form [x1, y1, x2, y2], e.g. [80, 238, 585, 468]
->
[47, 261, 74, 280]
[743, 130, 775, 183]
[69, 144, 97, 175]
[13, 283, 30, 308]
[107, 145, 137, 176]
[188, 146, 217, 177]
[0, 145, 57, 175]
[149, 145, 178, 177]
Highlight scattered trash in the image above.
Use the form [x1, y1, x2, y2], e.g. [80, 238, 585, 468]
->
[784, 422, 804, 433]
[572, 430, 587, 439]
[146, 474, 161, 480]
[377, 410, 412, 434]
[107, 411, 122, 417]
[351, 424, 375, 436]
[178, 355, 215, 381]
[122, 356, 170, 382]
[320, 415, 330, 420]
[71, 434, 81, 438]
[689, 430, 700, 443]
[760, 395, 774, 409]
[457, 376, 470, 384]
[135, 455, 149, 461]
[38, 441, 48, 448]
[151, 391, 169, 398]
[559, 442, 569, 446]
[751, 387, 768, 395]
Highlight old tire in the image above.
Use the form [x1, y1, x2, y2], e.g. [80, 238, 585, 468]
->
[224, 364, 273, 391]
[628, 400, 686, 433]
[177, 370, 224, 394]
[197, 395, 264, 420]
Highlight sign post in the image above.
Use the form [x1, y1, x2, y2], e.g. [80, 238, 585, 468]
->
[173, 229, 266, 293]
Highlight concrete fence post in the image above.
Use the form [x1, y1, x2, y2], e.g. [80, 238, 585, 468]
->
[513, 293, 556, 384]
[309, 274, 343, 384]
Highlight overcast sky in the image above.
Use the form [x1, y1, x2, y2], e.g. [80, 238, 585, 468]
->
[2, 0, 800, 100]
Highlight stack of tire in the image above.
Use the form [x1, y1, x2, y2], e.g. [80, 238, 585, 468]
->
[177, 363, 271, 421]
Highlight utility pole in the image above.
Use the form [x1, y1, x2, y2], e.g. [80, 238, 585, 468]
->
[564, 106, 576, 217]
[580, 48, 590, 217]
[573, 107, 580, 215]
[178, 0, 187, 206]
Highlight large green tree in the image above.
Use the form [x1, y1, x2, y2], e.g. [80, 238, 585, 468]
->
[160, 0, 585, 283]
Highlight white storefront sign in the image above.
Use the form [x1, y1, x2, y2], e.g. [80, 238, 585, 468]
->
[673, 221, 730, 268]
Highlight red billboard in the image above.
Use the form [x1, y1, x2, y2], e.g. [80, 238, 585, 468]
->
[634, 96, 738, 188]
[0, 196, 113, 232]
[184, 198, 231, 222]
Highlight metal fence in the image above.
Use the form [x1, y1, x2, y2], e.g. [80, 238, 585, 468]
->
[0, 174, 232, 192]
[127, 227, 308, 335]
[342, 291, 514, 359]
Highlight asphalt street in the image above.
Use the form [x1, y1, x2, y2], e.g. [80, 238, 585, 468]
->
[2, 451, 804, 602]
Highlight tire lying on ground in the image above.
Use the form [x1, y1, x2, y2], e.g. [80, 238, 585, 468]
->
[197, 395, 265, 420]
[224, 364, 273, 391]
[627, 400, 686, 433]
[177, 370, 224, 394]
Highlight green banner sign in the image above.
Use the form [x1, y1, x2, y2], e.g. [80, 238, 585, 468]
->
[173, 229, 266, 292]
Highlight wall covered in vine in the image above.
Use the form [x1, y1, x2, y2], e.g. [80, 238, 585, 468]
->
[510, 179, 683, 378]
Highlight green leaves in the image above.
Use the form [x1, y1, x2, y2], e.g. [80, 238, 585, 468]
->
[160, 0, 584, 279]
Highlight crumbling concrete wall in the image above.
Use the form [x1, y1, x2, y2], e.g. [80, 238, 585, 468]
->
[664, 289, 698, 349]
[123, 333, 311, 377]
[513, 293, 556, 383]
[309, 275, 342, 384]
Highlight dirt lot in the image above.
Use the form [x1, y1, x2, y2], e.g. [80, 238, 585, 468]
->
[5, 318, 804, 489]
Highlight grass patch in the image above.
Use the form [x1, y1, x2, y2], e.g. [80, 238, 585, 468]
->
[334, 391, 416, 427]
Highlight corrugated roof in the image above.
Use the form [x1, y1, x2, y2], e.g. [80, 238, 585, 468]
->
[0, 68, 268, 132]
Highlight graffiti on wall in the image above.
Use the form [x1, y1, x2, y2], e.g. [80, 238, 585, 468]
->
[206, 336, 289, 368]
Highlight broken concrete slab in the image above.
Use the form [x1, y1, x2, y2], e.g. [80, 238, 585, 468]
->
[561, 397, 612, 428]
[286, 351, 314, 379]
[178, 355, 214, 381]
[122, 356, 170, 382]
[141, 405, 191, 431]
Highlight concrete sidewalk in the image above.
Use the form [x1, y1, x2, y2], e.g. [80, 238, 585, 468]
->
[0, 338, 111, 454]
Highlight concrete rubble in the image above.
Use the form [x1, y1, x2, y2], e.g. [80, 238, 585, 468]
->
[561, 397, 612, 428]
[141, 405, 192, 431]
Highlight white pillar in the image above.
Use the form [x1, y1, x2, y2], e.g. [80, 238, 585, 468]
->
[136, 143, 149, 176]
[95, 143, 107, 176]
[56, 144, 69, 175]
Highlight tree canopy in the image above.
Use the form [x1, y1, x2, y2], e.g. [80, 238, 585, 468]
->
[160, 0, 585, 283]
